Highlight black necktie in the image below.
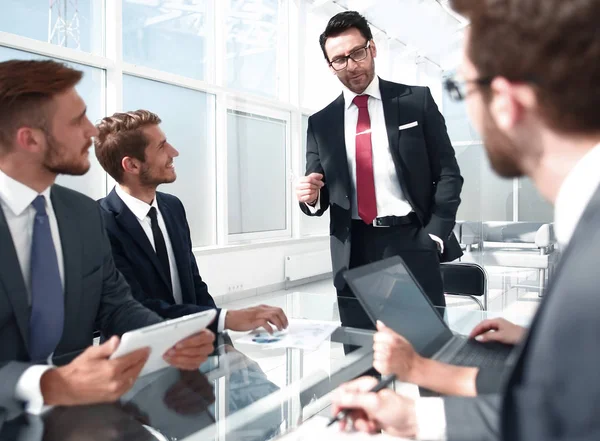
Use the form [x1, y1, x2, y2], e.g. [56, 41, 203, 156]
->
[148, 207, 172, 290]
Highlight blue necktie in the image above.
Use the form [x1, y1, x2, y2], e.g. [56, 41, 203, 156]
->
[29, 195, 64, 361]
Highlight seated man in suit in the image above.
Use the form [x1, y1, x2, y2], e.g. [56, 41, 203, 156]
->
[94, 110, 288, 335]
[331, 0, 600, 440]
[0, 60, 214, 415]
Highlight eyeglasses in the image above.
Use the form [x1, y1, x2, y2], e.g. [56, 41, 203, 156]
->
[443, 74, 493, 102]
[329, 42, 371, 72]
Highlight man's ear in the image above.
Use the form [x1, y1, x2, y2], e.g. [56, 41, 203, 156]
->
[488, 77, 521, 131]
[121, 156, 141, 175]
[14, 127, 45, 153]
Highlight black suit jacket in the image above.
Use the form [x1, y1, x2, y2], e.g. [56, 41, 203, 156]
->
[0, 185, 162, 412]
[445, 185, 600, 441]
[98, 189, 220, 334]
[300, 78, 464, 288]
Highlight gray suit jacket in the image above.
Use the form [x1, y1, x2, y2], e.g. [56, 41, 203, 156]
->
[0, 184, 162, 412]
[445, 184, 600, 441]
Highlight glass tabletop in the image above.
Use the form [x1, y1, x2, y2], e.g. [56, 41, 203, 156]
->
[0, 293, 531, 441]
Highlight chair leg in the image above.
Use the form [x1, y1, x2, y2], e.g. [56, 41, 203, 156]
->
[538, 268, 546, 297]
[468, 295, 485, 311]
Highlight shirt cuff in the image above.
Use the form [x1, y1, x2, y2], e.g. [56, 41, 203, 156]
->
[304, 191, 321, 213]
[429, 234, 444, 254]
[218, 309, 228, 333]
[15, 365, 55, 415]
[415, 397, 447, 441]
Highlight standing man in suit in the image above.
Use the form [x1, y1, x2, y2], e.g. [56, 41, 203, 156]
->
[0, 60, 215, 415]
[94, 110, 288, 335]
[331, 0, 600, 440]
[296, 11, 463, 330]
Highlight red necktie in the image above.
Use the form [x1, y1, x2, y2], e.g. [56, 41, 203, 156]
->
[353, 95, 377, 224]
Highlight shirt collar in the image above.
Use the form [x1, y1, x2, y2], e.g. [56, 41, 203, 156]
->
[115, 185, 159, 222]
[0, 168, 52, 216]
[343, 75, 382, 110]
[554, 142, 600, 247]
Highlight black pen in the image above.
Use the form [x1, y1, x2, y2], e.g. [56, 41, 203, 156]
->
[326, 374, 397, 427]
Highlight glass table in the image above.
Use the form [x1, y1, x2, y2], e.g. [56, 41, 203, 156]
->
[0, 293, 533, 441]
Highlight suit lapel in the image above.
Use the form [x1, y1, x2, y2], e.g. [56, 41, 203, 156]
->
[380, 79, 413, 201]
[0, 204, 30, 351]
[380, 79, 401, 156]
[156, 195, 190, 302]
[329, 94, 352, 197]
[50, 186, 81, 350]
[107, 189, 173, 292]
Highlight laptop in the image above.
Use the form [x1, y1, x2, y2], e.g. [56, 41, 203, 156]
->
[343, 256, 513, 368]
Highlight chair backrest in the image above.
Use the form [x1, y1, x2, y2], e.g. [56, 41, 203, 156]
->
[440, 262, 486, 297]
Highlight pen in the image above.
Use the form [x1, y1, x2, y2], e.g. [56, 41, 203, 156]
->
[326, 374, 397, 427]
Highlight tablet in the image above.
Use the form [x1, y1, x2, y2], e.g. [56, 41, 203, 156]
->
[110, 309, 217, 377]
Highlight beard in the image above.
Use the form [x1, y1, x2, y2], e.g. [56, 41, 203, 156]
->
[481, 107, 525, 178]
[43, 134, 92, 176]
[139, 162, 176, 187]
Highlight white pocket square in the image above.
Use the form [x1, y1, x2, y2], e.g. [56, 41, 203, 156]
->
[399, 121, 419, 131]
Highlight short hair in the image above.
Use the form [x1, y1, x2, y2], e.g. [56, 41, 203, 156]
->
[319, 11, 373, 62]
[94, 110, 162, 183]
[451, 0, 600, 135]
[0, 59, 83, 152]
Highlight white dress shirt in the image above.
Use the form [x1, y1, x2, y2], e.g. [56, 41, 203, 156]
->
[115, 186, 226, 332]
[307, 76, 443, 250]
[414, 142, 600, 440]
[0, 169, 60, 414]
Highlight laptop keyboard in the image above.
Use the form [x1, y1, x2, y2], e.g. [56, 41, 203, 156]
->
[451, 339, 514, 368]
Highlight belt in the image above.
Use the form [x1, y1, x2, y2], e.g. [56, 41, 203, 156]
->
[353, 212, 418, 228]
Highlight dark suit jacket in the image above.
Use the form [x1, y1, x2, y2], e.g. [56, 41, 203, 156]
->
[0, 185, 162, 412]
[300, 78, 464, 288]
[98, 189, 220, 334]
[445, 184, 600, 441]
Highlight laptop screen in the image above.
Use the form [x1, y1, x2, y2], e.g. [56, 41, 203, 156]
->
[344, 256, 454, 358]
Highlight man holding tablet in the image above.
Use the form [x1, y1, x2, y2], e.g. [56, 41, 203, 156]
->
[94, 110, 288, 335]
[0, 59, 215, 415]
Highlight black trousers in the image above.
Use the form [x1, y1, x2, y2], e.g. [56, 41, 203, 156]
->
[337, 218, 445, 332]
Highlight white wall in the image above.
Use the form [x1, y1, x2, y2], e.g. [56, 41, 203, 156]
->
[194, 237, 330, 301]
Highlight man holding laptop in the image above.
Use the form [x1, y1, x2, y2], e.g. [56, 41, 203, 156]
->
[0, 60, 215, 415]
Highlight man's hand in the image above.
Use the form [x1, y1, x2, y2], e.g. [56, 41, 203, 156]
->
[373, 321, 423, 382]
[225, 305, 289, 333]
[295, 173, 324, 205]
[331, 377, 417, 438]
[469, 318, 525, 345]
[40, 336, 149, 406]
[163, 329, 215, 370]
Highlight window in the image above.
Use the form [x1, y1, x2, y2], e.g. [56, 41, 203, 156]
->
[0, 0, 103, 54]
[123, 75, 216, 247]
[454, 144, 514, 222]
[227, 109, 288, 236]
[226, 0, 287, 98]
[518, 178, 553, 222]
[123, 0, 212, 80]
[300, 115, 329, 236]
[0, 46, 106, 200]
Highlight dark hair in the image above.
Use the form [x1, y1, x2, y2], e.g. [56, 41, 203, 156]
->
[451, 0, 600, 135]
[94, 110, 162, 183]
[0, 59, 83, 152]
[319, 11, 373, 62]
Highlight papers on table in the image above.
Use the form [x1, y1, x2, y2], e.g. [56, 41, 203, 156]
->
[236, 319, 339, 350]
[275, 416, 410, 441]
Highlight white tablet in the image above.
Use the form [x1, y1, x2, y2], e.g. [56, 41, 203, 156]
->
[110, 309, 217, 377]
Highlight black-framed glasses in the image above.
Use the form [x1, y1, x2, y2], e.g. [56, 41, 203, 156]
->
[329, 42, 371, 72]
[443, 74, 493, 102]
